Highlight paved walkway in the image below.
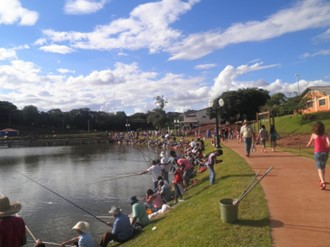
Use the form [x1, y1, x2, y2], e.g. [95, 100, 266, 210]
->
[223, 140, 330, 247]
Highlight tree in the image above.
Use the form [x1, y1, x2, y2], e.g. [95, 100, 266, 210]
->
[22, 105, 39, 126]
[146, 108, 167, 129]
[217, 88, 270, 122]
[0, 101, 17, 125]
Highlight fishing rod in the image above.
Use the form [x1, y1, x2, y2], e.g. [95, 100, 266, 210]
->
[16, 171, 108, 226]
[27, 240, 61, 246]
[109, 158, 147, 163]
[99, 172, 142, 182]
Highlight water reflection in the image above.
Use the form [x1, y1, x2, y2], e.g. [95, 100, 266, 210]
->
[0, 144, 159, 246]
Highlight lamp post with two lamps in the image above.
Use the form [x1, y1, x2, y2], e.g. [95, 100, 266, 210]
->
[174, 119, 180, 136]
[125, 122, 130, 132]
[208, 98, 224, 148]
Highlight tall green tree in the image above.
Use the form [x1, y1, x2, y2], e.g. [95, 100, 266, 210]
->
[22, 105, 39, 126]
[0, 101, 17, 125]
[146, 108, 167, 129]
[216, 88, 270, 122]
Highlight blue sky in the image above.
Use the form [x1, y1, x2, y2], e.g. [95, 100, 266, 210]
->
[0, 0, 329, 115]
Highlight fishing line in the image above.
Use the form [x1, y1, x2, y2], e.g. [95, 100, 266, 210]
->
[16, 172, 108, 226]
[136, 147, 154, 168]
[99, 173, 142, 182]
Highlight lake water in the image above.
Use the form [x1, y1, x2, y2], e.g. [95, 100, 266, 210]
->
[0, 144, 160, 246]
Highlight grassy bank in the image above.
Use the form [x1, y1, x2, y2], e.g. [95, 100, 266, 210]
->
[273, 112, 330, 135]
[119, 145, 271, 247]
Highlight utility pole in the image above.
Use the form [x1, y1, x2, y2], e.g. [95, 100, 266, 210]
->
[295, 74, 300, 95]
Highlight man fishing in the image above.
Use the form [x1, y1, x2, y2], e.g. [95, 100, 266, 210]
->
[0, 195, 27, 247]
[99, 206, 134, 247]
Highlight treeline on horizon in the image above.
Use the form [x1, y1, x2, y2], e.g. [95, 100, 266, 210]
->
[0, 88, 304, 132]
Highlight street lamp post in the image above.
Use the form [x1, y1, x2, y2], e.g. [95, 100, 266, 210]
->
[174, 119, 179, 135]
[295, 73, 300, 95]
[209, 98, 224, 148]
[125, 122, 130, 132]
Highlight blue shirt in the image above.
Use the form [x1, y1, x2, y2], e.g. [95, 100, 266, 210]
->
[112, 213, 133, 241]
[78, 232, 96, 247]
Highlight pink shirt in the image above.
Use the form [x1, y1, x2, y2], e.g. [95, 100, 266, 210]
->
[177, 158, 193, 170]
[314, 135, 329, 153]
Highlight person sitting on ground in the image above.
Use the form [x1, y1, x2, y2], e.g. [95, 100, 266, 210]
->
[60, 221, 95, 247]
[129, 196, 150, 228]
[99, 206, 134, 247]
[0, 196, 27, 247]
[158, 180, 172, 202]
[145, 189, 164, 212]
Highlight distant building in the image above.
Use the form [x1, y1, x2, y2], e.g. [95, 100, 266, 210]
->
[0, 128, 19, 137]
[182, 108, 215, 128]
[302, 86, 330, 114]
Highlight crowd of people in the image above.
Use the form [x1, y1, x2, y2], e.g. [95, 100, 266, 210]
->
[2, 120, 328, 246]
[0, 135, 223, 247]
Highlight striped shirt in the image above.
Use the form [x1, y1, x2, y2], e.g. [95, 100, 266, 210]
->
[78, 232, 96, 247]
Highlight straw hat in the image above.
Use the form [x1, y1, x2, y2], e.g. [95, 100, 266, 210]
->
[0, 196, 22, 217]
[72, 221, 90, 232]
[109, 205, 121, 214]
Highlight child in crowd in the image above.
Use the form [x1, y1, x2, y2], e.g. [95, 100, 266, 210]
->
[172, 166, 184, 203]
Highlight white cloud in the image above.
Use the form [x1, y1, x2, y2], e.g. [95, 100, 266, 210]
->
[168, 0, 330, 60]
[0, 0, 38, 25]
[0, 48, 17, 60]
[64, 0, 108, 15]
[209, 62, 280, 99]
[39, 45, 75, 54]
[36, 0, 200, 54]
[314, 28, 330, 41]
[301, 49, 330, 58]
[0, 57, 328, 113]
[57, 68, 76, 74]
[195, 63, 217, 70]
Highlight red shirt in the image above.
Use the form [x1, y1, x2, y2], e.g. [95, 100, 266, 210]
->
[173, 169, 183, 184]
[0, 216, 26, 247]
[314, 135, 329, 153]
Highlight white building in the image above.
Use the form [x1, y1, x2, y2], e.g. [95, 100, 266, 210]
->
[182, 108, 215, 128]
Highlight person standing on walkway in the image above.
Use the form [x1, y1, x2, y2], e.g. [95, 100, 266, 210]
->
[306, 121, 330, 190]
[258, 125, 268, 152]
[269, 125, 278, 152]
[240, 120, 255, 157]
[0, 196, 26, 247]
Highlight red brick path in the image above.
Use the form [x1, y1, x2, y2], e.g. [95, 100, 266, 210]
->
[223, 140, 330, 247]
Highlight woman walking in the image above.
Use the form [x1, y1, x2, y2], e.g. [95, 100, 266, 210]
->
[269, 125, 278, 152]
[306, 121, 330, 190]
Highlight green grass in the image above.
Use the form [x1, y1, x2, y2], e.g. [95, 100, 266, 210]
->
[119, 145, 271, 247]
[272, 112, 330, 135]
